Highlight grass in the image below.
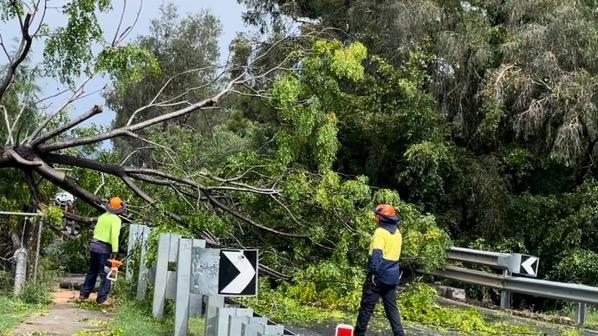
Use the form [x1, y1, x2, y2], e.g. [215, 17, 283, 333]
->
[0, 295, 48, 335]
[76, 299, 205, 336]
[560, 303, 598, 329]
[75, 280, 205, 336]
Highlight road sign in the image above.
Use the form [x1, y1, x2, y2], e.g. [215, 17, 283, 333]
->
[219, 250, 257, 295]
[514, 254, 539, 277]
[191, 248, 258, 296]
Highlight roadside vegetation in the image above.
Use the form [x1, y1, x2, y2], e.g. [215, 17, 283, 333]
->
[244, 280, 585, 336]
[0, 0, 596, 334]
[0, 295, 48, 335]
[73, 280, 204, 336]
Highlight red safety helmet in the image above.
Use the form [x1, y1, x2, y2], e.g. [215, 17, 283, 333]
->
[372, 204, 399, 224]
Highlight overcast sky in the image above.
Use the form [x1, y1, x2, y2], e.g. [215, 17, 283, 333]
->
[0, 0, 251, 129]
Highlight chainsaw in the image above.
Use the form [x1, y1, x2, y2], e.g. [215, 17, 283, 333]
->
[106, 251, 135, 282]
[106, 258, 125, 282]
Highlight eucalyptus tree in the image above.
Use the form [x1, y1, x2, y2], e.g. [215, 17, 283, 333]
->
[0, 1, 450, 280]
[106, 4, 224, 164]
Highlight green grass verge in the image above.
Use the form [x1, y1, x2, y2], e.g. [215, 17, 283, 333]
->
[0, 295, 48, 335]
[75, 282, 205, 336]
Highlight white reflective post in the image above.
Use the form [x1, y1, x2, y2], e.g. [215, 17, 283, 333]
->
[174, 238, 192, 336]
[152, 233, 171, 318]
[136, 225, 151, 299]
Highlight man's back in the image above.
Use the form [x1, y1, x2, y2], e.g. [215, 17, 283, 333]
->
[369, 226, 402, 285]
[93, 212, 121, 253]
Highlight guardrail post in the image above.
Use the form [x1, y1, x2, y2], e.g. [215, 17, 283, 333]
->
[205, 296, 225, 336]
[126, 224, 140, 281]
[576, 302, 586, 325]
[500, 269, 511, 309]
[152, 233, 171, 318]
[189, 239, 206, 318]
[136, 225, 151, 300]
[174, 238, 192, 336]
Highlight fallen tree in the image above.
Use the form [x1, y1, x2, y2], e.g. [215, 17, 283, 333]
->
[0, 0, 310, 279]
[0, 1, 452, 284]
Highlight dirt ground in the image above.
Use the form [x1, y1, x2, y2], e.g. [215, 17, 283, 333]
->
[12, 287, 112, 336]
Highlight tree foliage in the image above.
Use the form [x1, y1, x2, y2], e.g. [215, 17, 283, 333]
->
[1, 0, 595, 316]
[238, 0, 598, 291]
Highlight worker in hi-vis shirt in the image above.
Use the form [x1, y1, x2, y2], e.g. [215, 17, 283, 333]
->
[355, 204, 404, 336]
[78, 197, 125, 305]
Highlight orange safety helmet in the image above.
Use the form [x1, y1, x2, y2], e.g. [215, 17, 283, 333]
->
[106, 196, 126, 214]
[372, 204, 399, 224]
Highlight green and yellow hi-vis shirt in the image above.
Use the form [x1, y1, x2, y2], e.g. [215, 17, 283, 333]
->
[93, 213, 122, 253]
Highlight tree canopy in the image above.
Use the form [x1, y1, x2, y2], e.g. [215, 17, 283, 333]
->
[0, 0, 597, 313]
[237, 0, 598, 286]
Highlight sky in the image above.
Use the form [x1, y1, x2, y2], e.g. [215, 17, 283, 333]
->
[0, 0, 252, 128]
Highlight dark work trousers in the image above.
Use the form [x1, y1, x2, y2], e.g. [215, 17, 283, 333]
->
[80, 251, 111, 303]
[355, 277, 405, 336]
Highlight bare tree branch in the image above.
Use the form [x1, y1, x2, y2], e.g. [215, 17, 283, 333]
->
[121, 175, 156, 205]
[38, 76, 241, 152]
[6, 148, 42, 166]
[111, 0, 127, 47]
[33, 87, 70, 107]
[94, 172, 106, 194]
[204, 192, 309, 239]
[2, 105, 14, 145]
[125, 66, 220, 126]
[31, 0, 48, 37]
[30, 105, 103, 146]
[0, 12, 33, 102]
[115, 0, 143, 45]
[0, 34, 12, 63]
[28, 75, 94, 140]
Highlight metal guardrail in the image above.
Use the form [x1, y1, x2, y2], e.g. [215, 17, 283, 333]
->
[424, 247, 598, 324]
[426, 266, 598, 305]
[448, 247, 514, 270]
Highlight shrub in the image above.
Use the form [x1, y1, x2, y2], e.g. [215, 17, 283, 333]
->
[18, 281, 52, 305]
[550, 249, 598, 285]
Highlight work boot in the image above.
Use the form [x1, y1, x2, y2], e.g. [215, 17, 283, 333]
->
[74, 295, 88, 303]
[97, 299, 112, 307]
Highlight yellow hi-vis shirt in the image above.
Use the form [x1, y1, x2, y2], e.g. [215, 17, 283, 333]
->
[368, 226, 402, 285]
[369, 227, 402, 260]
[93, 212, 122, 253]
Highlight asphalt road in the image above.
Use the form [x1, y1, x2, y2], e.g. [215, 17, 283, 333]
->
[284, 302, 598, 336]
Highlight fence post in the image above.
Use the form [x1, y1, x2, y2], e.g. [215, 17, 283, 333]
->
[13, 248, 27, 296]
[32, 219, 43, 284]
[136, 225, 151, 300]
[174, 238, 192, 336]
[500, 269, 511, 309]
[576, 302, 586, 325]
